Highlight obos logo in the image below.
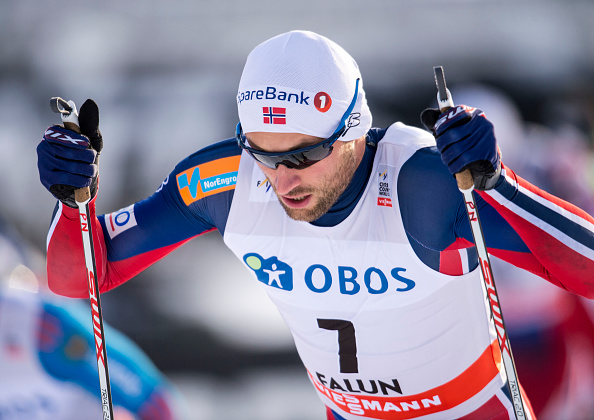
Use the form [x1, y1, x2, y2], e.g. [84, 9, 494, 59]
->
[243, 253, 416, 295]
[244, 253, 293, 291]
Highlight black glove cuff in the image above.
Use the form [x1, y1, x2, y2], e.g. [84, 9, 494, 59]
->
[49, 175, 98, 208]
[420, 108, 441, 134]
[464, 160, 502, 191]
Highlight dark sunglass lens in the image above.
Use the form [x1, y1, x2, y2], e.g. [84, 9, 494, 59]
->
[245, 135, 335, 170]
[301, 144, 333, 162]
[252, 154, 280, 169]
[279, 158, 316, 170]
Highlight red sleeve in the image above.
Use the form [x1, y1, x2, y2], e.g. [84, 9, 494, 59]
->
[45, 139, 241, 298]
[46, 198, 199, 297]
[46, 199, 107, 298]
[478, 165, 594, 298]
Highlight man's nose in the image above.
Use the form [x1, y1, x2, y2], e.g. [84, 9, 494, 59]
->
[273, 164, 301, 195]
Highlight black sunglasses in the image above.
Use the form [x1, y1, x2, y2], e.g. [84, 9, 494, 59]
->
[236, 79, 360, 170]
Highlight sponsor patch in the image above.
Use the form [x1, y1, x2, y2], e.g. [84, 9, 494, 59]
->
[176, 156, 241, 206]
[314, 92, 332, 112]
[106, 204, 137, 239]
[249, 165, 274, 202]
[242, 252, 415, 295]
[237, 86, 310, 106]
[377, 165, 393, 207]
[244, 253, 294, 291]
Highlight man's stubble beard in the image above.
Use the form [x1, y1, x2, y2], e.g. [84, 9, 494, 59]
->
[270, 143, 359, 223]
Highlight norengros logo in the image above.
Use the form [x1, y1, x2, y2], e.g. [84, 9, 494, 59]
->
[243, 253, 415, 294]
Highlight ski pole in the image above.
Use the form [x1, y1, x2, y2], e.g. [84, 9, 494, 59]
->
[50, 97, 115, 420]
[432, 68, 530, 419]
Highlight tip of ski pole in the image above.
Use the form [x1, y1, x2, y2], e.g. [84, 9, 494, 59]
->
[50, 97, 74, 115]
[432, 66, 454, 112]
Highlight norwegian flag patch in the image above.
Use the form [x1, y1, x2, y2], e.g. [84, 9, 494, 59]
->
[263, 107, 286, 124]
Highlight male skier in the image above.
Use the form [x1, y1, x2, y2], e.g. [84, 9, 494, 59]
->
[37, 30, 594, 419]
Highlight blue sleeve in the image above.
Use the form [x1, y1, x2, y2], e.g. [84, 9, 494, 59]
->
[398, 146, 530, 273]
[98, 138, 241, 263]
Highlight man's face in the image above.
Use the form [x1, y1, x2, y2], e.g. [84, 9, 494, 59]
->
[246, 132, 365, 222]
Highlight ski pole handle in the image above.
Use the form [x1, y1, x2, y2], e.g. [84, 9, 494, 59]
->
[431, 68, 475, 191]
[49, 97, 91, 203]
[455, 168, 475, 190]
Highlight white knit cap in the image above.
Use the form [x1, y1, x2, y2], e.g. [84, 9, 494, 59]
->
[237, 30, 372, 142]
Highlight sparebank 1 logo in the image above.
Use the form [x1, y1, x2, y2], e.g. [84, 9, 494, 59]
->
[244, 253, 293, 291]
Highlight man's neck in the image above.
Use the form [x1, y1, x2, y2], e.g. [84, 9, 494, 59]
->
[311, 133, 379, 227]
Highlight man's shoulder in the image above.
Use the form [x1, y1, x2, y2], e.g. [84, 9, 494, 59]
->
[396, 139, 460, 216]
[169, 138, 243, 208]
[374, 122, 443, 180]
[174, 138, 242, 174]
[379, 122, 436, 150]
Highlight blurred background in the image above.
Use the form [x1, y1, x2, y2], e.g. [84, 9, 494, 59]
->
[1, 0, 594, 418]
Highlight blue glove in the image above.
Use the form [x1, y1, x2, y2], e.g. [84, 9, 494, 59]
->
[420, 105, 501, 190]
[37, 99, 103, 207]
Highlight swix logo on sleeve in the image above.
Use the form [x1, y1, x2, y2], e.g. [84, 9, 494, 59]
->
[377, 165, 393, 207]
[244, 253, 294, 291]
[106, 204, 137, 239]
[263, 107, 286, 124]
[176, 156, 241, 206]
[242, 253, 416, 295]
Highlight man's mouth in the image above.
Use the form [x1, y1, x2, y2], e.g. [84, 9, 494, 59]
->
[281, 194, 312, 208]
